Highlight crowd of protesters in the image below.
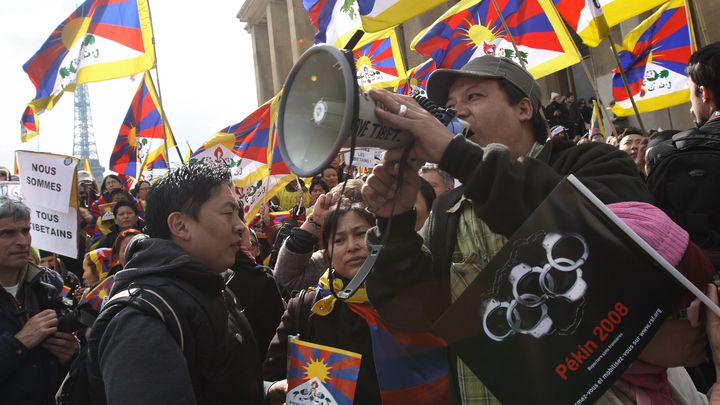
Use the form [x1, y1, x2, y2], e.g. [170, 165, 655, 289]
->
[2, 42, 720, 405]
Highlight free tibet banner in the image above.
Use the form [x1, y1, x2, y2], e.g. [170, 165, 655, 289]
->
[433, 176, 680, 404]
[16, 151, 79, 258]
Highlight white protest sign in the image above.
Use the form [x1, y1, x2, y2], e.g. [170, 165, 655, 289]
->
[346, 148, 383, 169]
[17, 151, 78, 213]
[0, 181, 21, 199]
[27, 203, 78, 258]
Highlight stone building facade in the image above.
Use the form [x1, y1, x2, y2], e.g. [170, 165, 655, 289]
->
[238, 0, 719, 133]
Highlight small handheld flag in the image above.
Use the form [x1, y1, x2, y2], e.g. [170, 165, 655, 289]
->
[287, 336, 362, 405]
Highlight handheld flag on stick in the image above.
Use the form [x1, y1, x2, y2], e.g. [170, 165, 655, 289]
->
[353, 29, 406, 89]
[589, 99, 605, 139]
[394, 59, 437, 97]
[23, 0, 155, 112]
[190, 101, 273, 191]
[109, 72, 173, 178]
[552, 0, 609, 47]
[287, 336, 362, 405]
[20, 106, 39, 142]
[412, 0, 581, 79]
[84, 276, 115, 312]
[357, 0, 447, 33]
[240, 93, 296, 221]
[610, 0, 693, 117]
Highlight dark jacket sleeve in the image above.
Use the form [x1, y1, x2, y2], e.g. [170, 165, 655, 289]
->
[365, 210, 441, 332]
[274, 230, 328, 292]
[439, 136, 652, 237]
[0, 333, 28, 383]
[98, 307, 196, 405]
[263, 296, 299, 381]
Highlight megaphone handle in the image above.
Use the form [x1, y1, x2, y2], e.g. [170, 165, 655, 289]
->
[337, 244, 383, 299]
[334, 141, 414, 300]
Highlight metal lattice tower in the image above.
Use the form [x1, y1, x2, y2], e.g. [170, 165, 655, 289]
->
[72, 84, 105, 181]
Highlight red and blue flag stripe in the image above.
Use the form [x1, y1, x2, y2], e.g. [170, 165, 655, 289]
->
[348, 304, 450, 404]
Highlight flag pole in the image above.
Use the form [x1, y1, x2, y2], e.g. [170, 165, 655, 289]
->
[489, 0, 527, 70]
[578, 58, 619, 139]
[136, 145, 154, 181]
[607, 32, 648, 136]
[146, 0, 186, 166]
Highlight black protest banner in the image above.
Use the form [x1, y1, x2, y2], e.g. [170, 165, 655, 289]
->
[433, 176, 680, 405]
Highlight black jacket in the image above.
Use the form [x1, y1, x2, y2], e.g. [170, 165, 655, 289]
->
[0, 263, 67, 404]
[227, 252, 285, 360]
[97, 238, 264, 404]
[366, 136, 652, 403]
[368, 136, 652, 329]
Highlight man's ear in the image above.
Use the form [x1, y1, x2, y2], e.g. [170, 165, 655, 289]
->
[516, 97, 534, 122]
[700, 85, 717, 106]
[167, 212, 191, 242]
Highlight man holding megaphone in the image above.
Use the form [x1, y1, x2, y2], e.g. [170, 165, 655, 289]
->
[360, 55, 652, 404]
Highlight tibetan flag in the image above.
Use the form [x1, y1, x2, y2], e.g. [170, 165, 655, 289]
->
[287, 336, 362, 405]
[84, 275, 115, 312]
[303, 0, 362, 47]
[552, 0, 609, 47]
[87, 248, 113, 281]
[599, 0, 667, 28]
[109, 72, 173, 178]
[190, 102, 273, 189]
[23, 0, 155, 112]
[611, 0, 692, 117]
[60, 285, 72, 298]
[240, 93, 295, 220]
[139, 148, 169, 181]
[357, 0, 447, 33]
[590, 99, 605, 138]
[353, 29, 406, 89]
[349, 304, 450, 404]
[395, 59, 437, 97]
[247, 210, 294, 229]
[20, 105, 39, 142]
[412, 0, 581, 79]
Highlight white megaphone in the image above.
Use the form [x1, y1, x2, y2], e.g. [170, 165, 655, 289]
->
[277, 44, 415, 177]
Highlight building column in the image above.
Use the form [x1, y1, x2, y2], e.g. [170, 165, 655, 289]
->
[248, 22, 275, 104]
[286, 0, 315, 62]
[266, 0, 294, 93]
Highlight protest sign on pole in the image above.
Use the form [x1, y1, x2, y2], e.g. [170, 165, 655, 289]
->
[17, 151, 78, 213]
[16, 151, 79, 258]
[344, 148, 383, 169]
[433, 175, 682, 405]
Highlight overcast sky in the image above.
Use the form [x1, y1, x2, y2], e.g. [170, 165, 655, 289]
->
[1, 0, 258, 173]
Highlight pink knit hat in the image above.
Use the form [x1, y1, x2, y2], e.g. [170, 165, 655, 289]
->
[608, 201, 715, 310]
[607, 201, 689, 267]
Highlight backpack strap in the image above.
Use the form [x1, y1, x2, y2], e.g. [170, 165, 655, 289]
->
[293, 288, 320, 339]
[99, 285, 189, 357]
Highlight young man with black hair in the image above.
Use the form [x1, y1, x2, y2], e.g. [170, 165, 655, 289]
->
[96, 164, 265, 404]
[362, 55, 651, 404]
[646, 41, 720, 269]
